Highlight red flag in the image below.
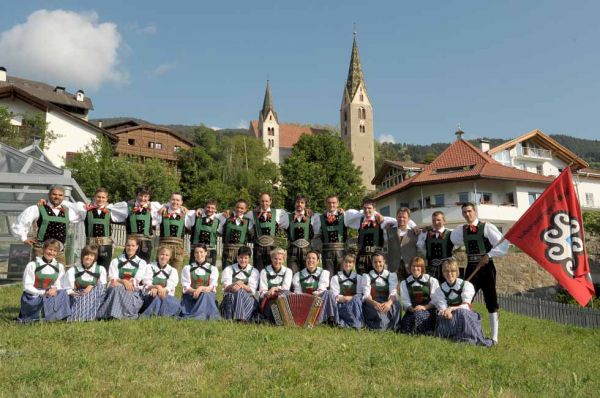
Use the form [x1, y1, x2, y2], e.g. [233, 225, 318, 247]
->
[505, 168, 595, 306]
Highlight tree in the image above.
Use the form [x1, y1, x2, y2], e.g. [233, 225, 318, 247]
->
[0, 106, 57, 150]
[422, 152, 437, 164]
[374, 141, 411, 170]
[280, 133, 365, 212]
[65, 137, 180, 203]
[583, 211, 600, 236]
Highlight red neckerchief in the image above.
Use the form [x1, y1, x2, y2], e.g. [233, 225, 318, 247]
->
[258, 210, 271, 221]
[294, 211, 306, 223]
[361, 218, 377, 229]
[134, 203, 149, 214]
[465, 224, 478, 233]
[46, 204, 65, 216]
[326, 212, 337, 224]
[85, 203, 109, 214]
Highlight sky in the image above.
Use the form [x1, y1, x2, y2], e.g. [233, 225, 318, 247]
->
[2, 1, 600, 145]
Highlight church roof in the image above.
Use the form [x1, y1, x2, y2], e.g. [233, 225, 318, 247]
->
[345, 33, 367, 100]
[374, 136, 552, 200]
[259, 80, 278, 123]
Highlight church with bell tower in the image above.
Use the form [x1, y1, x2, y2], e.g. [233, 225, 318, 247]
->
[340, 32, 376, 190]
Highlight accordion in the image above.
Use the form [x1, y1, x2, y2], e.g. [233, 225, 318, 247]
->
[271, 293, 323, 328]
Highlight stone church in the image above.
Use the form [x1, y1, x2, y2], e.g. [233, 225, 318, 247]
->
[249, 33, 376, 190]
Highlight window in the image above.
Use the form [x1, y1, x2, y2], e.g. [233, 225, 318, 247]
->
[586, 193, 595, 207]
[458, 192, 469, 204]
[360, 94, 364, 101]
[148, 142, 155, 149]
[505, 192, 515, 205]
[476, 192, 492, 204]
[174, 146, 181, 152]
[528, 192, 542, 205]
[128, 138, 135, 145]
[359, 107, 366, 120]
[379, 206, 390, 217]
[433, 194, 445, 207]
[359, 125, 365, 133]
[344, 111, 347, 122]
[155, 143, 163, 150]
[536, 165, 544, 175]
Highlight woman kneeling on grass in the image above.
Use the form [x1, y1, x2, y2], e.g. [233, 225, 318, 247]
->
[398, 256, 440, 334]
[180, 244, 220, 320]
[141, 246, 180, 317]
[362, 252, 400, 331]
[258, 247, 293, 323]
[220, 246, 260, 322]
[431, 259, 493, 346]
[18, 239, 71, 323]
[329, 254, 364, 329]
[291, 250, 336, 324]
[98, 236, 149, 320]
[65, 245, 107, 321]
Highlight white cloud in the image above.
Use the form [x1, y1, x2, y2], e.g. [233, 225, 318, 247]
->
[236, 119, 248, 129]
[138, 24, 156, 34]
[209, 126, 222, 131]
[0, 9, 127, 90]
[151, 62, 177, 76]
[378, 134, 396, 144]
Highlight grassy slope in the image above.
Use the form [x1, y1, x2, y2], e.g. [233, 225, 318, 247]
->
[0, 284, 599, 397]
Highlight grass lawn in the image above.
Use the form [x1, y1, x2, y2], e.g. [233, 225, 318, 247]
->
[1, 283, 599, 397]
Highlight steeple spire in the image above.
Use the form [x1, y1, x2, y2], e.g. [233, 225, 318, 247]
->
[345, 32, 366, 100]
[260, 80, 278, 123]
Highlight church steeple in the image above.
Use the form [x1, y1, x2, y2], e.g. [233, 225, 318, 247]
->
[260, 80, 278, 123]
[340, 32, 375, 190]
[345, 32, 367, 102]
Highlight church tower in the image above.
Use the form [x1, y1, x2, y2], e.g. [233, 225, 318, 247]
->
[258, 80, 280, 164]
[340, 33, 375, 190]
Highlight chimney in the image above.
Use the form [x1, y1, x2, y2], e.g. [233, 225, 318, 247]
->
[75, 89, 85, 102]
[479, 138, 490, 152]
[0, 66, 6, 82]
[54, 86, 65, 94]
[455, 128, 464, 140]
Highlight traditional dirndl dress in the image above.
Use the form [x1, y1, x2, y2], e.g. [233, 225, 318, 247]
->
[17, 258, 71, 323]
[293, 267, 336, 324]
[97, 255, 147, 320]
[362, 270, 400, 331]
[220, 264, 259, 321]
[330, 270, 364, 329]
[179, 262, 221, 320]
[398, 274, 438, 334]
[140, 263, 180, 317]
[68, 285, 106, 322]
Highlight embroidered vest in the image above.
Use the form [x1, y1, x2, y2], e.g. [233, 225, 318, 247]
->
[442, 280, 465, 306]
[33, 261, 59, 289]
[253, 209, 277, 237]
[223, 217, 249, 244]
[406, 276, 431, 306]
[36, 205, 69, 243]
[85, 208, 112, 238]
[463, 222, 493, 264]
[299, 268, 321, 294]
[288, 214, 313, 241]
[75, 265, 101, 289]
[191, 217, 219, 246]
[160, 213, 185, 238]
[266, 267, 286, 289]
[117, 257, 141, 280]
[126, 203, 152, 236]
[320, 213, 347, 244]
[152, 266, 172, 287]
[232, 266, 253, 284]
[337, 271, 357, 296]
[425, 230, 453, 262]
[358, 216, 383, 249]
[369, 271, 390, 303]
[190, 264, 212, 288]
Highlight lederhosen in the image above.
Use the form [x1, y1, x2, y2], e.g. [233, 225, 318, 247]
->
[160, 211, 186, 271]
[463, 222, 498, 313]
[75, 265, 101, 289]
[357, 217, 384, 275]
[425, 230, 453, 280]
[126, 202, 153, 263]
[191, 216, 220, 268]
[320, 213, 347, 274]
[84, 207, 113, 269]
[298, 268, 321, 294]
[221, 216, 250, 269]
[253, 209, 277, 272]
[33, 205, 69, 263]
[287, 213, 313, 274]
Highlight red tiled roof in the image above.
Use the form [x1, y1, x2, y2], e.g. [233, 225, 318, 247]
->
[250, 120, 323, 148]
[374, 138, 553, 200]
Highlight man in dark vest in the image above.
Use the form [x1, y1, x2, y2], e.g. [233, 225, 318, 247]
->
[313, 195, 350, 274]
[450, 202, 508, 345]
[218, 199, 253, 268]
[385, 207, 419, 281]
[11, 185, 82, 263]
[344, 199, 394, 275]
[247, 192, 289, 271]
[285, 195, 315, 273]
[417, 210, 454, 280]
[157, 192, 191, 271]
[111, 186, 161, 263]
[189, 199, 221, 267]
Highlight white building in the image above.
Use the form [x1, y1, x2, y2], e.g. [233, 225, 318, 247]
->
[373, 129, 600, 232]
[0, 67, 116, 167]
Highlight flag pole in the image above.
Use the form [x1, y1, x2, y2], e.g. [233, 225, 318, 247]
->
[465, 236, 507, 282]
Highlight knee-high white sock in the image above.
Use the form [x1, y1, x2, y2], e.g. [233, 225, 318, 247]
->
[490, 312, 499, 343]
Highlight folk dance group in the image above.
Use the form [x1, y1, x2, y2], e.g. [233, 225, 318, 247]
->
[12, 186, 509, 347]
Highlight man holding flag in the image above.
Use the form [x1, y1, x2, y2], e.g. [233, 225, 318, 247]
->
[504, 168, 595, 308]
[451, 202, 509, 345]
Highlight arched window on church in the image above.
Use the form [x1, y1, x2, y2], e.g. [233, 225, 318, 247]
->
[360, 125, 366, 133]
[359, 107, 366, 120]
[344, 111, 347, 122]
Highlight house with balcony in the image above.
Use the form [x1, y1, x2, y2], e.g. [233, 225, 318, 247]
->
[373, 131, 554, 232]
[372, 160, 425, 191]
[487, 129, 600, 211]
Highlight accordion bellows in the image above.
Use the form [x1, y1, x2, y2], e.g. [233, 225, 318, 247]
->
[271, 293, 323, 328]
